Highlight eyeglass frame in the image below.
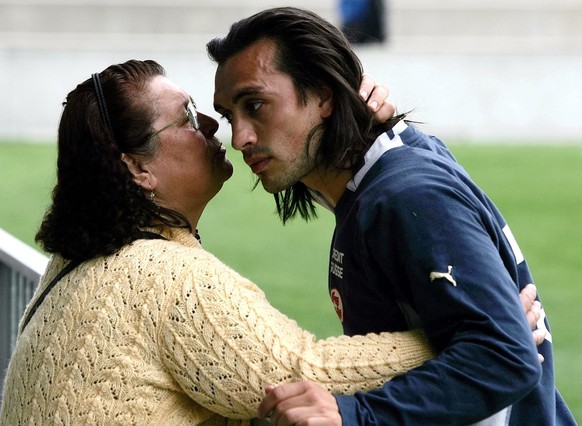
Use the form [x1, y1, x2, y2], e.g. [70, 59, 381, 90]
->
[146, 96, 200, 141]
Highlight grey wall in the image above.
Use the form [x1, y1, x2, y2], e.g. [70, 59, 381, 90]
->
[1, 0, 581, 143]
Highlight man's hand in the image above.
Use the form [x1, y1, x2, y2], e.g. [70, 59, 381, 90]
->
[519, 283, 546, 361]
[359, 74, 396, 123]
[258, 382, 341, 426]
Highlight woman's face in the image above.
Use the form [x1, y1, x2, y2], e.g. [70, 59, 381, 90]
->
[146, 76, 233, 222]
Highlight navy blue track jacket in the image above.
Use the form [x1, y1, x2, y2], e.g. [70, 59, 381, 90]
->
[329, 122, 575, 425]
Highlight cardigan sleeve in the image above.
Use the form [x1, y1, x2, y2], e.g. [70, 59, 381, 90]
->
[157, 248, 435, 419]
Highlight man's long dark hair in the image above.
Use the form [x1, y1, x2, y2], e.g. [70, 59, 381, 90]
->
[36, 60, 190, 261]
[207, 7, 404, 223]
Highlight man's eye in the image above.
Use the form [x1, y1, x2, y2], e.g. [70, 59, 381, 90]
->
[246, 101, 262, 113]
[220, 113, 232, 124]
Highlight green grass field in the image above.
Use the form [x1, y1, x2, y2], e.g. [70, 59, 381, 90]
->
[1, 140, 581, 421]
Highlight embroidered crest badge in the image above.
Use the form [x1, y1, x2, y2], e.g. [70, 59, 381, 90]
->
[330, 288, 344, 322]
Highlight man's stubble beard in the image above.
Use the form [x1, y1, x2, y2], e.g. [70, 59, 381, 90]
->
[259, 128, 322, 194]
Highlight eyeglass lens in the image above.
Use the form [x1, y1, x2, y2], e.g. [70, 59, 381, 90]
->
[187, 97, 200, 130]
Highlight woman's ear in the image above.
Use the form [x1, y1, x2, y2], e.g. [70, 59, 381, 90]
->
[120, 153, 157, 190]
[318, 86, 333, 119]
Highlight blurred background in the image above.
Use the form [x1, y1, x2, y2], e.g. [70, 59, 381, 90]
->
[1, 0, 581, 143]
[1, 0, 581, 419]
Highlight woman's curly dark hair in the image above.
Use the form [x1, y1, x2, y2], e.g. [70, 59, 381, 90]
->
[36, 59, 190, 261]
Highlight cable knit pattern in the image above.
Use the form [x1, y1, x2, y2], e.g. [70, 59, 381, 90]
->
[1, 228, 435, 425]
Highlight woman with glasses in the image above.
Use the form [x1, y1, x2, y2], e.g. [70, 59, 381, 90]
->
[0, 60, 540, 425]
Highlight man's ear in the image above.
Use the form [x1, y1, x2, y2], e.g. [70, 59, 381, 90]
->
[120, 153, 156, 190]
[318, 86, 333, 119]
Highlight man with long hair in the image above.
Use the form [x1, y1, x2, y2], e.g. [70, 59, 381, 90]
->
[209, 7, 575, 425]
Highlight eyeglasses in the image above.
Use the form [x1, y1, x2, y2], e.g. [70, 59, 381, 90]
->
[146, 96, 200, 140]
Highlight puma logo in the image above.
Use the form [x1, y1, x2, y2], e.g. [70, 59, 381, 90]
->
[430, 265, 457, 287]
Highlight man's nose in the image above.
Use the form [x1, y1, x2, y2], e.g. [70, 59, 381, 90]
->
[230, 119, 257, 151]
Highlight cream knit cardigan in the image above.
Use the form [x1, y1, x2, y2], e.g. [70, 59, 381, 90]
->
[1, 228, 435, 425]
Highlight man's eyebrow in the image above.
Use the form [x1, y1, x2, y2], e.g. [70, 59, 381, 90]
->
[232, 87, 263, 104]
[214, 87, 263, 112]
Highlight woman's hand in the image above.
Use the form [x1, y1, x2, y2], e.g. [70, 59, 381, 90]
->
[359, 74, 396, 123]
[519, 283, 546, 362]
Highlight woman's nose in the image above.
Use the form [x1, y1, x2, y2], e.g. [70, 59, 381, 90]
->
[198, 112, 219, 137]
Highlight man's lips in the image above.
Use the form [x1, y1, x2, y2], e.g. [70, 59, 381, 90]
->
[245, 156, 270, 174]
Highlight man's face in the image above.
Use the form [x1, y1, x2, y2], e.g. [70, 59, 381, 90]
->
[213, 38, 333, 193]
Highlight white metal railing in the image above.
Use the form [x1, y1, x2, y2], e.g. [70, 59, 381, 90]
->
[0, 227, 48, 395]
